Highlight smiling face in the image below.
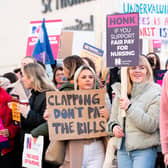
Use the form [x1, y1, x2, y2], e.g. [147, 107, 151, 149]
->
[77, 69, 95, 90]
[55, 69, 65, 84]
[129, 64, 147, 83]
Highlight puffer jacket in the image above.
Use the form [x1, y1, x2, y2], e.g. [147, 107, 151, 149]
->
[107, 82, 161, 151]
[0, 87, 19, 155]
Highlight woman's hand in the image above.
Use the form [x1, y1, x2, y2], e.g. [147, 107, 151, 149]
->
[164, 153, 168, 166]
[0, 129, 9, 137]
[18, 104, 30, 118]
[43, 109, 50, 120]
[99, 108, 109, 121]
[120, 97, 130, 111]
[113, 125, 124, 138]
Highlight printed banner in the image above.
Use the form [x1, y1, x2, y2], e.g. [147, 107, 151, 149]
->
[11, 101, 20, 122]
[122, 0, 168, 39]
[22, 134, 44, 168]
[46, 89, 107, 141]
[26, 19, 62, 60]
[106, 13, 139, 67]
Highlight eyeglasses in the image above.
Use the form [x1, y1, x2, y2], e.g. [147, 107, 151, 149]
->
[56, 73, 64, 77]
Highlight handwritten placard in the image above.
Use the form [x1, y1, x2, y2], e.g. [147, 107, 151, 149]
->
[46, 89, 107, 141]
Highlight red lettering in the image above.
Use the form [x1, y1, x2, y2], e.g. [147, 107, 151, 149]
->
[164, 18, 168, 25]
[140, 27, 155, 37]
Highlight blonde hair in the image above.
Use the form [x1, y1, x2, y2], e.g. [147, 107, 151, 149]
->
[74, 65, 97, 90]
[127, 55, 153, 94]
[23, 63, 56, 92]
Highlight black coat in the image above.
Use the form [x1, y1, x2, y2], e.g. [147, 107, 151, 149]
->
[21, 89, 46, 132]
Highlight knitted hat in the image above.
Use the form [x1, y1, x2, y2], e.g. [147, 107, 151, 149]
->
[74, 65, 97, 90]
[0, 77, 11, 90]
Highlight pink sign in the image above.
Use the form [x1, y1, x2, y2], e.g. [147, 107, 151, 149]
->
[107, 13, 138, 28]
[26, 19, 63, 60]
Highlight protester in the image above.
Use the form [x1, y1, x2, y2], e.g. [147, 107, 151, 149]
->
[165, 59, 168, 70]
[0, 86, 19, 168]
[13, 68, 22, 80]
[31, 55, 85, 167]
[8, 56, 36, 100]
[146, 52, 165, 168]
[146, 52, 161, 82]
[160, 71, 168, 167]
[59, 55, 84, 91]
[3, 72, 18, 84]
[82, 57, 96, 72]
[107, 67, 120, 103]
[18, 63, 56, 168]
[0, 77, 11, 91]
[82, 56, 104, 88]
[107, 55, 161, 168]
[61, 65, 111, 168]
[53, 66, 66, 89]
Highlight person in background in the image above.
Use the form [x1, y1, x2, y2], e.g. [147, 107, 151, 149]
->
[18, 63, 56, 168]
[0, 85, 19, 168]
[3, 72, 18, 93]
[107, 67, 121, 103]
[146, 52, 165, 168]
[0, 77, 11, 91]
[146, 52, 161, 82]
[8, 56, 36, 101]
[165, 59, 168, 70]
[59, 55, 84, 91]
[13, 68, 22, 80]
[82, 57, 96, 72]
[160, 71, 168, 167]
[3, 72, 18, 84]
[107, 56, 161, 168]
[53, 66, 66, 89]
[61, 65, 111, 168]
[82, 56, 103, 88]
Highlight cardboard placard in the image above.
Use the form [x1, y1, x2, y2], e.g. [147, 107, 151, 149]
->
[80, 43, 104, 74]
[46, 89, 107, 141]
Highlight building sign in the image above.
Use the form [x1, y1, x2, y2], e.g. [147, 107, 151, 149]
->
[63, 15, 94, 31]
[42, 0, 94, 13]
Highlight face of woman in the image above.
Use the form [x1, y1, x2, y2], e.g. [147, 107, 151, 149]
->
[129, 64, 147, 83]
[77, 69, 95, 90]
[55, 70, 65, 84]
[22, 72, 32, 89]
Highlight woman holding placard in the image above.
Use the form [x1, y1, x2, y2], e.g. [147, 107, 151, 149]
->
[107, 56, 161, 168]
[61, 65, 111, 168]
[18, 62, 56, 168]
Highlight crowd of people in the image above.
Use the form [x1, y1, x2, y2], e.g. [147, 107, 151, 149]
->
[0, 52, 168, 168]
